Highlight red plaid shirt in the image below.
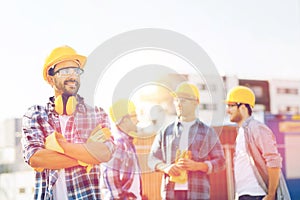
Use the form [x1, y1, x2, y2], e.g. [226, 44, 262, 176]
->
[21, 95, 113, 200]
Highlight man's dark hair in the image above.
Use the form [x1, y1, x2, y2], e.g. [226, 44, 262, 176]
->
[237, 103, 252, 116]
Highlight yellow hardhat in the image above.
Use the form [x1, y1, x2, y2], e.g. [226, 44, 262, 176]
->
[109, 99, 136, 123]
[43, 45, 87, 82]
[171, 82, 200, 102]
[226, 86, 255, 107]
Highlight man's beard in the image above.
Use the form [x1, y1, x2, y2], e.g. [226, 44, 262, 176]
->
[62, 80, 80, 95]
[230, 113, 242, 123]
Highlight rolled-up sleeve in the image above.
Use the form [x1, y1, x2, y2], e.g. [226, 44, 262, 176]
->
[21, 106, 51, 164]
[148, 131, 165, 171]
[207, 128, 226, 173]
[253, 123, 282, 168]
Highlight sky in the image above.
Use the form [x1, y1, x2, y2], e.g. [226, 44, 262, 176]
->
[0, 0, 299, 120]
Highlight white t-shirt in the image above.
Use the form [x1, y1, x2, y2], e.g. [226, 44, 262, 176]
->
[53, 115, 71, 200]
[234, 127, 266, 198]
[174, 120, 195, 191]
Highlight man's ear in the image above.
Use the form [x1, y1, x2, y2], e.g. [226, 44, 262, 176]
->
[192, 100, 199, 106]
[122, 116, 129, 123]
[240, 104, 248, 114]
[47, 76, 54, 86]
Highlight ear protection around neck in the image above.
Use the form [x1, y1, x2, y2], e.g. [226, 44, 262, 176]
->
[54, 94, 77, 115]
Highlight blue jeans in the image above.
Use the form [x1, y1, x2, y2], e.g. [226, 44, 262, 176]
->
[239, 195, 265, 200]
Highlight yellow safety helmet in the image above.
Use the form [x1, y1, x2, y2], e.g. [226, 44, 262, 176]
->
[43, 45, 86, 83]
[171, 82, 200, 102]
[109, 99, 136, 124]
[226, 86, 255, 107]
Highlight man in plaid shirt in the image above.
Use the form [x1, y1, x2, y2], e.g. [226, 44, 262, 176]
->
[21, 45, 114, 199]
[148, 82, 225, 200]
[100, 99, 143, 200]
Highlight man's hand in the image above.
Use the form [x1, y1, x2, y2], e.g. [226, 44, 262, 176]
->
[88, 126, 111, 143]
[45, 131, 66, 153]
[262, 194, 276, 200]
[177, 158, 208, 172]
[156, 163, 181, 176]
[163, 164, 182, 177]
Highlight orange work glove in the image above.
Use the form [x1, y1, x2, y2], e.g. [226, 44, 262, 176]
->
[78, 126, 112, 173]
[87, 126, 111, 143]
[45, 131, 66, 154]
[170, 150, 192, 184]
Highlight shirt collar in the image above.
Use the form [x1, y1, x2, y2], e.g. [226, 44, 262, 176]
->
[175, 117, 200, 126]
[242, 116, 254, 128]
[116, 128, 134, 141]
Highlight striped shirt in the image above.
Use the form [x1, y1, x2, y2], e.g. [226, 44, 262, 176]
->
[241, 116, 282, 193]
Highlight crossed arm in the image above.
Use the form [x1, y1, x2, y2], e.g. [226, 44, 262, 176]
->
[29, 141, 111, 170]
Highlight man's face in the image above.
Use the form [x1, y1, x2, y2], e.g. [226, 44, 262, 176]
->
[124, 113, 138, 133]
[118, 112, 139, 137]
[226, 103, 243, 123]
[173, 95, 198, 118]
[49, 60, 82, 96]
